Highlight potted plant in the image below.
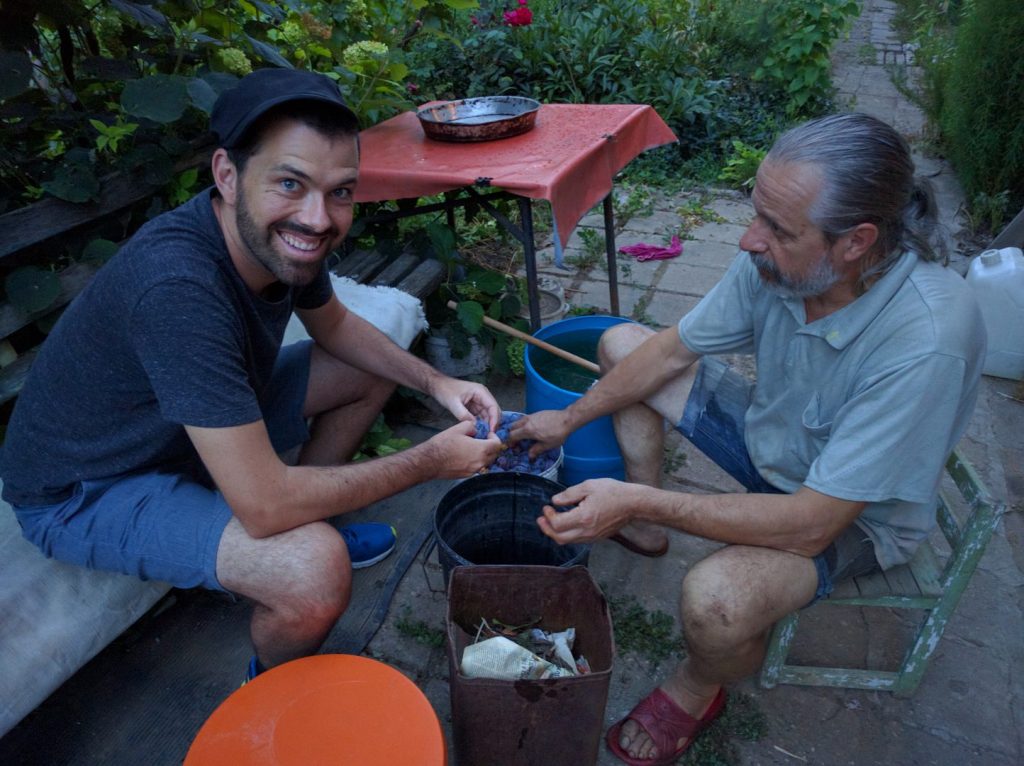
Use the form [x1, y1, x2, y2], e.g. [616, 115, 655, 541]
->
[426, 262, 529, 377]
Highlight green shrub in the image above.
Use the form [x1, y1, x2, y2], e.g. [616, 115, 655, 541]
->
[939, 0, 1024, 213]
[749, 0, 861, 116]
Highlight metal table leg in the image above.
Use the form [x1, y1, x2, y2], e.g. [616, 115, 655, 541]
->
[603, 193, 620, 317]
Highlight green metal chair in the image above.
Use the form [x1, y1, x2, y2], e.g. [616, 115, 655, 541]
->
[760, 448, 1006, 697]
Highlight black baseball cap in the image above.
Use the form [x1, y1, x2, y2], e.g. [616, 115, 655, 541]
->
[211, 68, 359, 149]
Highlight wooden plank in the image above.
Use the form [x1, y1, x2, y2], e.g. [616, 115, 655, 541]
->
[908, 542, 943, 597]
[370, 253, 419, 287]
[935, 490, 961, 549]
[0, 152, 210, 263]
[395, 259, 445, 299]
[0, 263, 98, 339]
[881, 562, 921, 595]
[776, 665, 898, 690]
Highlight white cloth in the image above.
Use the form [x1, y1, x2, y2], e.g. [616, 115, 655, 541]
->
[284, 275, 428, 350]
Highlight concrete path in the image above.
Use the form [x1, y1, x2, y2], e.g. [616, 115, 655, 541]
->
[368, 2, 1023, 764]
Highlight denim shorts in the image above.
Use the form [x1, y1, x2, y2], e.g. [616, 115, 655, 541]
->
[677, 356, 880, 603]
[13, 341, 314, 592]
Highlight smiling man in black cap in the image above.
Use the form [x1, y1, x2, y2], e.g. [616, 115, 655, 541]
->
[0, 68, 502, 681]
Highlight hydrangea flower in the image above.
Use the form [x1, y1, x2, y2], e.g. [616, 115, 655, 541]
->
[217, 47, 253, 76]
[342, 40, 389, 69]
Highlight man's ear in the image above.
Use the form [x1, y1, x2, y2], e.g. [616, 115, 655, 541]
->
[211, 148, 239, 206]
[842, 222, 879, 263]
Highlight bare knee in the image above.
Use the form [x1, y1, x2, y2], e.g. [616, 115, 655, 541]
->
[597, 323, 654, 370]
[680, 554, 761, 649]
[243, 522, 352, 628]
[286, 524, 350, 616]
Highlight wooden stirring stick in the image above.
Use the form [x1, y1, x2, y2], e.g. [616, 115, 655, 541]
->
[446, 300, 601, 375]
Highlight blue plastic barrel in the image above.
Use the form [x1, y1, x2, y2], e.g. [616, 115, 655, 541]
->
[525, 315, 634, 486]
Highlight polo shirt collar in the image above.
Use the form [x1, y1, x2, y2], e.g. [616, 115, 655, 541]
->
[787, 250, 917, 349]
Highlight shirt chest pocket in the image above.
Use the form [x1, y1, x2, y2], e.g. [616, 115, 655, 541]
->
[800, 391, 835, 438]
[788, 391, 834, 471]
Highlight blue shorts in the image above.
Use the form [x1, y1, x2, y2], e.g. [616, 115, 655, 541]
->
[677, 356, 880, 603]
[13, 341, 314, 592]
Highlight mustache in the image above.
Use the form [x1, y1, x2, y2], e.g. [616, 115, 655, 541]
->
[277, 221, 338, 239]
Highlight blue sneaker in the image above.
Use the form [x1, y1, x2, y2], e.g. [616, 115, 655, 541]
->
[340, 522, 397, 569]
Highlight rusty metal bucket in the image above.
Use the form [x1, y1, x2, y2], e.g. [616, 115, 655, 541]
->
[446, 565, 614, 766]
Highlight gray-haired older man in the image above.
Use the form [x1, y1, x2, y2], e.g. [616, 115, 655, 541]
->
[510, 113, 985, 765]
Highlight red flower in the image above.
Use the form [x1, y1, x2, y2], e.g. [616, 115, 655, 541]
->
[503, 1, 533, 26]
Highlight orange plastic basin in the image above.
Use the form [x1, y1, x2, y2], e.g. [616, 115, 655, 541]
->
[185, 654, 446, 765]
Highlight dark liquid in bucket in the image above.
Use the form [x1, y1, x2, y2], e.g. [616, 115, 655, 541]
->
[531, 328, 602, 393]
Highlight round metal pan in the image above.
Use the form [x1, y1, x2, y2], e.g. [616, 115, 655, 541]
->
[416, 96, 541, 143]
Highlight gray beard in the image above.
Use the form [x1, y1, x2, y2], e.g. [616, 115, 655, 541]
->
[746, 250, 842, 299]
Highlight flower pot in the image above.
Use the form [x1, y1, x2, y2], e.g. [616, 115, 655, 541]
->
[424, 331, 490, 377]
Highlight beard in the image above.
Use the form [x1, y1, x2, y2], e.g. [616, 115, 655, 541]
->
[234, 186, 334, 288]
[747, 249, 842, 300]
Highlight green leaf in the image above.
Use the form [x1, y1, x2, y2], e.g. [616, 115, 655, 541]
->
[456, 301, 485, 334]
[426, 222, 456, 258]
[110, 0, 171, 32]
[443, 0, 480, 9]
[121, 75, 189, 123]
[5, 267, 61, 314]
[187, 77, 218, 114]
[0, 51, 33, 100]
[467, 268, 506, 295]
[246, 35, 293, 69]
[81, 238, 119, 265]
[42, 161, 99, 203]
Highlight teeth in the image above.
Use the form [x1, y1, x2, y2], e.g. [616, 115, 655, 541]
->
[280, 231, 319, 252]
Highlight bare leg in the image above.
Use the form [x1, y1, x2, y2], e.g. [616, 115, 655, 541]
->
[298, 343, 396, 466]
[216, 518, 353, 669]
[617, 545, 818, 760]
[598, 324, 697, 553]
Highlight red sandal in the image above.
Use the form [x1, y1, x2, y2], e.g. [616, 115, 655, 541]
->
[605, 686, 726, 765]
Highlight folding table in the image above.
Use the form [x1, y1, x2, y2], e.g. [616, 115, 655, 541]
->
[354, 103, 676, 329]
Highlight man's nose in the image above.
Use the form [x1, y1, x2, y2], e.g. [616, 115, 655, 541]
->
[296, 194, 330, 232]
[739, 217, 766, 253]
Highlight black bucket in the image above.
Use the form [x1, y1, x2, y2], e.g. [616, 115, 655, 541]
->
[433, 472, 589, 583]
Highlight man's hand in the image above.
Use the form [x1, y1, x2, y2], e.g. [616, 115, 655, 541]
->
[508, 409, 574, 458]
[537, 478, 642, 544]
[430, 376, 501, 431]
[425, 419, 504, 479]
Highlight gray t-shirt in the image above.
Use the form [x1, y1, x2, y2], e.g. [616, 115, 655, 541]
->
[678, 251, 985, 568]
[0, 189, 332, 506]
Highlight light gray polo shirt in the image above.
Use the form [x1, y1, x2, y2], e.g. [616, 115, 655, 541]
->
[678, 251, 985, 568]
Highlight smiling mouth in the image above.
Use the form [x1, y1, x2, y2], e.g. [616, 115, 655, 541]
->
[277, 229, 325, 255]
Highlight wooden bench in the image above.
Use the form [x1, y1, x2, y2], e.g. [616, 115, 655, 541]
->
[0, 177, 444, 738]
[760, 448, 1007, 696]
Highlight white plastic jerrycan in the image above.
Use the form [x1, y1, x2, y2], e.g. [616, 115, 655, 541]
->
[966, 246, 1024, 380]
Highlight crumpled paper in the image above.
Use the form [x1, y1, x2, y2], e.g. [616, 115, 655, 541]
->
[618, 235, 683, 262]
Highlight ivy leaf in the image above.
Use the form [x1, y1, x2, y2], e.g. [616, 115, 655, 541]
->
[246, 35, 293, 68]
[467, 268, 507, 295]
[110, 0, 171, 32]
[81, 238, 119, 265]
[42, 160, 99, 203]
[0, 51, 33, 100]
[5, 267, 61, 314]
[456, 300, 485, 334]
[187, 76, 218, 114]
[122, 75, 189, 123]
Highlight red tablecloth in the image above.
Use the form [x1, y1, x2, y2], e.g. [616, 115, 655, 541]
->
[355, 104, 677, 249]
